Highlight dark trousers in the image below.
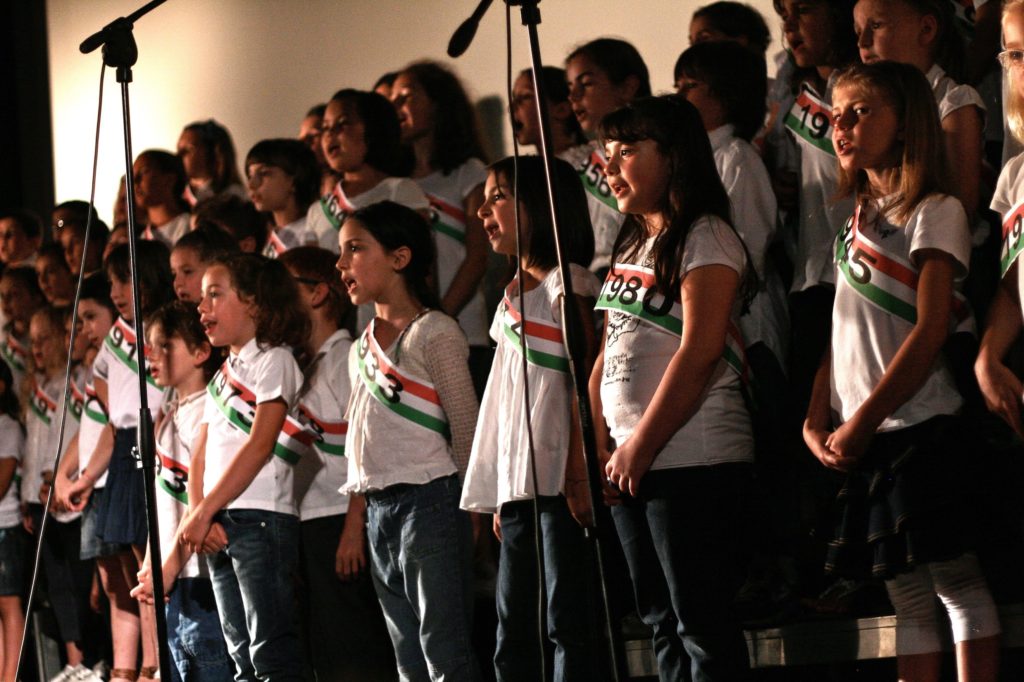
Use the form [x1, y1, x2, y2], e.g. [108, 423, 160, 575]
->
[611, 465, 752, 682]
[494, 496, 602, 682]
[300, 513, 396, 682]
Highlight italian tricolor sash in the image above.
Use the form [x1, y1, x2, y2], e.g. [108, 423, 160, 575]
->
[156, 440, 189, 504]
[105, 318, 161, 388]
[577, 148, 618, 211]
[501, 289, 569, 373]
[267, 230, 288, 257]
[69, 382, 84, 422]
[836, 205, 971, 328]
[594, 263, 750, 382]
[207, 362, 313, 465]
[298, 404, 347, 457]
[1, 334, 27, 374]
[30, 382, 56, 426]
[784, 83, 835, 157]
[1000, 198, 1024, 278]
[357, 321, 449, 437]
[319, 183, 357, 231]
[83, 382, 108, 426]
[428, 195, 467, 245]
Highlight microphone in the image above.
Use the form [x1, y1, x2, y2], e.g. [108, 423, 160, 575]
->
[447, 0, 494, 58]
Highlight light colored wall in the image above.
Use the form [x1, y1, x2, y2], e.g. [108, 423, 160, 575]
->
[47, 0, 781, 224]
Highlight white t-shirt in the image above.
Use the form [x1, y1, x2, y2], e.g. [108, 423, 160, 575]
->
[0, 415, 23, 529]
[991, 152, 1024, 307]
[831, 194, 969, 431]
[93, 317, 165, 429]
[296, 329, 352, 520]
[597, 217, 754, 469]
[558, 142, 626, 272]
[305, 176, 430, 254]
[155, 390, 206, 579]
[262, 215, 314, 259]
[202, 339, 308, 515]
[142, 213, 191, 249]
[24, 373, 79, 522]
[461, 265, 599, 512]
[784, 77, 856, 292]
[415, 160, 489, 347]
[343, 313, 465, 493]
[710, 125, 789, 364]
[77, 365, 110, 489]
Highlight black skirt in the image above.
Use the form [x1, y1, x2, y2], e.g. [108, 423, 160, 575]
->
[824, 415, 981, 580]
[93, 427, 148, 548]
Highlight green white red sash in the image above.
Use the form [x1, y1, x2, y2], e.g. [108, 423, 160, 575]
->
[29, 381, 56, 426]
[319, 182, 356, 231]
[836, 205, 971, 328]
[266, 230, 288, 257]
[577, 148, 618, 211]
[357, 321, 449, 437]
[69, 382, 84, 423]
[207, 361, 313, 465]
[105, 318, 161, 389]
[298, 404, 347, 457]
[156, 439, 189, 504]
[500, 289, 568, 373]
[784, 83, 835, 157]
[1, 334, 27, 374]
[594, 263, 749, 383]
[428, 194, 467, 245]
[83, 382, 108, 426]
[1000, 198, 1024, 278]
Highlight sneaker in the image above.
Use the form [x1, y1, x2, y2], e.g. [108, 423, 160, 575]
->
[92, 660, 111, 681]
[74, 665, 105, 682]
[49, 664, 87, 682]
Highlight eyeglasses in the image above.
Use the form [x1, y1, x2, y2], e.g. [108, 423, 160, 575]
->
[998, 50, 1024, 70]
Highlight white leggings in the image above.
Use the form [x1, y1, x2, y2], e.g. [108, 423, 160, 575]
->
[884, 553, 1001, 656]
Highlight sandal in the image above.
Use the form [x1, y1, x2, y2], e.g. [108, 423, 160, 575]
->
[110, 669, 138, 682]
[139, 666, 159, 681]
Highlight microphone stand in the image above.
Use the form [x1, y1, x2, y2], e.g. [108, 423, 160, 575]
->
[79, 4, 172, 679]
[450, 0, 622, 675]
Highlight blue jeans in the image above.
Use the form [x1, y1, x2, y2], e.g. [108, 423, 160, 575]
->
[166, 578, 233, 682]
[611, 465, 752, 682]
[365, 475, 480, 681]
[494, 496, 602, 682]
[206, 509, 303, 682]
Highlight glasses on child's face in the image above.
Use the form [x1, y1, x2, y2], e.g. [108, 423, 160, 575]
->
[998, 50, 1024, 70]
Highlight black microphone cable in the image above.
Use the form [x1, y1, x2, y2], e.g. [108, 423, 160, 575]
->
[16, 59, 108, 682]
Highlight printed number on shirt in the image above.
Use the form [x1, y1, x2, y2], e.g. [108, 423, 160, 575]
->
[838, 217, 877, 285]
[357, 337, 404, 404]
[582, 156, 613, 199]
[211, 372, 252, 428]
[606, 272, 675, 316]
[798, 103, 830, 141]
[110, 324, 137, 360]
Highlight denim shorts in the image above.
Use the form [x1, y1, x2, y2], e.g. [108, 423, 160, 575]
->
[80, 488, 131, 560]
[0, 526, 24, 596]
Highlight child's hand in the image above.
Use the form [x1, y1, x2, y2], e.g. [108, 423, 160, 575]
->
[975, 358, 1024, 437]
[825, 417, 873, 470]
[564, 479, 594, 528]
[201, 522, 228, 554]
[596, 447, 621, 506]
[604, 440, 655, 498]
[37, 481, 51, 506]
[131, 563, 154, 604]
[334, 524, 366, 582]
[22, 513, 33, 535]
[179, 507, 214, 554]
[803, 421, 839, 469]
[492, 513, 502, 542]
[65, 476, 95, 512]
